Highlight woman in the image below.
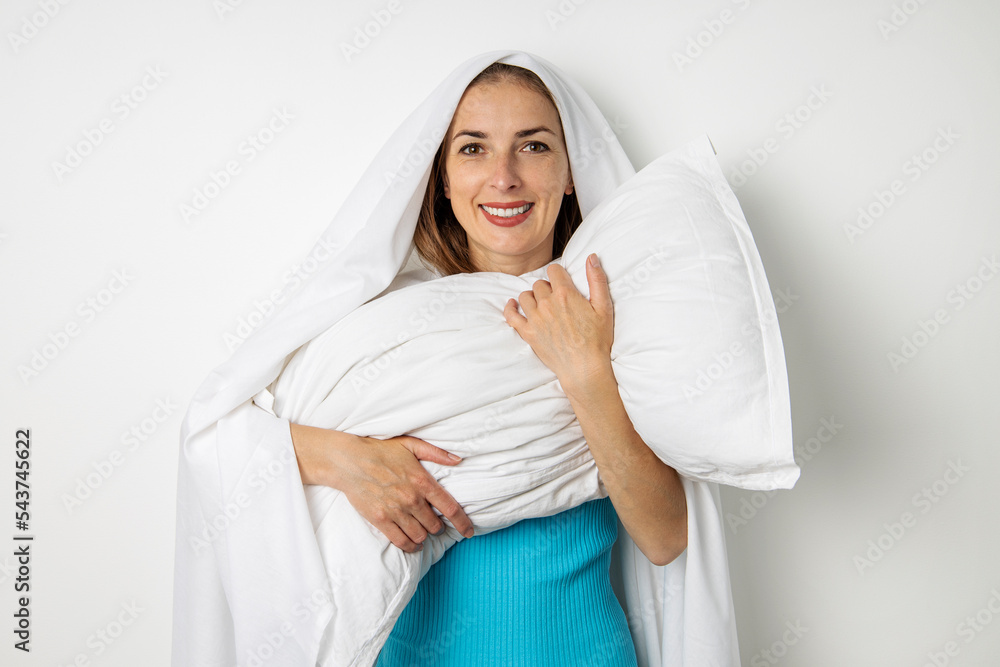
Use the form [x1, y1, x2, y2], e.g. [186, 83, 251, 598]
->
[172, 50, 744, 667]
[288, 63, 687, 665]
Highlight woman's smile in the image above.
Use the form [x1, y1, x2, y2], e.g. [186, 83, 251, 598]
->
[478, 201, 534, 226]
[442, 79, 574, 275]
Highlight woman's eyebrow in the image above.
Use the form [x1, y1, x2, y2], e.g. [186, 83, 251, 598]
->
[451, 126, 556, 142]
[515, 126, 555, 138]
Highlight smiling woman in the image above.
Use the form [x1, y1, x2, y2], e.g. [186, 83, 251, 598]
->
[415, 63, 581, 277]
[440, 81, 574, 274]
[172, 50, 758, 667]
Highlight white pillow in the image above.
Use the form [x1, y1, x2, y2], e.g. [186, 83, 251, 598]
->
[552, 134, 797, 489]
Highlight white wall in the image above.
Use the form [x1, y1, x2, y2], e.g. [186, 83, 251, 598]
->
[2, 1, 997, 665]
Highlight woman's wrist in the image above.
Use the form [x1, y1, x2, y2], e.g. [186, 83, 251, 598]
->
[289, 422, 347, 488]
[559, 356, 616, 406]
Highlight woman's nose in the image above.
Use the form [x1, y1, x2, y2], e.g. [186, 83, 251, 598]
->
[490, 153, 521, 191]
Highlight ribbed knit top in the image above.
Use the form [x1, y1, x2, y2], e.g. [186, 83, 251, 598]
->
[374, 497, 637, 667]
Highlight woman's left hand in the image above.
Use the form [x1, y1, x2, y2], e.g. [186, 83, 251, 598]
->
[505, 252, 687, 565]
[503, 253, 613, 389]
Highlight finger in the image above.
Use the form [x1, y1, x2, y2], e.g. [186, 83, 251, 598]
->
[400, 436, 462, 465]
[503, 297, 527, 329]
[378, 520, 421, 552]
[403, 463, 475, 539]
[531, 278, 552, 295]
[586, 253, 613, 318]
[517, 289, 538, 315]
[411, 501, 446, 536]
[548, 263, 592, 307]
[395, 513, 430, 549]
[424, 483, 474, 539]
[545, 262, 577, 292]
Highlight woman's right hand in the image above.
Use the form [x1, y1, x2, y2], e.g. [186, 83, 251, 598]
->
[289, 423, 474, 553]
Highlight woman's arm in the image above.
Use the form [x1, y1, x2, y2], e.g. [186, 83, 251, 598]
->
[289, 423, 476, 553]
[559, 362, 687, 566]
[503, 253, 687, 566]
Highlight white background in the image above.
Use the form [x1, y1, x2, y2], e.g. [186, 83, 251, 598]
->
[2, 1, 998, 665]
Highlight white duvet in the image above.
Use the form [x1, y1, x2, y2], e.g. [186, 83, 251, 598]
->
[264, 270, 603, 664]
[266, 263, 607, 663]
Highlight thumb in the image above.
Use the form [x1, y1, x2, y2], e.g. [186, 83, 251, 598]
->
[398, 436, 463, 465]
[587, 253, 613, 318]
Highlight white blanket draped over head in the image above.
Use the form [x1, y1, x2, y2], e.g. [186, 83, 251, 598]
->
[172, 50, 787, 667]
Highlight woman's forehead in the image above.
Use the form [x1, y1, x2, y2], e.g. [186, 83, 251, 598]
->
[447, 81, 563, 141]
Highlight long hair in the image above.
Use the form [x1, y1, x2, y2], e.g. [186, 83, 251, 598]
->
[413, 63, 583, 276]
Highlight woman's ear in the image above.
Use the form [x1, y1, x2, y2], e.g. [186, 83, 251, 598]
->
[443, 175, 450, 199]
[565, 180, 574, 196]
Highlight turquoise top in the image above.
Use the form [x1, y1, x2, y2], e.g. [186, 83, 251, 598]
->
[375, 497, 637, 666]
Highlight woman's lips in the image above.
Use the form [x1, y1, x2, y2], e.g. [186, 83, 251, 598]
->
[478, 202, 534, 227]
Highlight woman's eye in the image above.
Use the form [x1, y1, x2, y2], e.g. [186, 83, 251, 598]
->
[523, 141, 549, 153]
[459, 143, 483, 155]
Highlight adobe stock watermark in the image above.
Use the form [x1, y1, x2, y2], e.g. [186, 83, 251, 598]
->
[683, 285, 798, 402]
[726, 415, 841, 535]
[877, 0, 934, 40]
[56, 600, 144, 667]
[382, 106, 479, 190]
[188, 442, 299, 556]
[466, 403, 518, 455]
[17, 268, 135, 384]
[384, 129, 446, 190]
[51, 66, 168, 183]
[7, 0, 72, 54]
[238, 620, 296, 667]
[340, 0, 402, 63]
[224, 235, 340, 352]
[406, 612, 475, 665]
[582, 633, 640, 666]
[672, 0, 755, 73]
[887, 253, 997, 372]
[843, 126, 958, 244]
[572, 114, 629, 172]
[60, 398, 178, 514]
[728, 85, 832, 189]
[349, 284, 462, 394]
[921, 586, 1000, 667]
[178, 107, 294, 224]
[853, 458, 969, 575]
[237, 579, 355, 667]
[749, 619, 808, 667]
[624, 577, 683, 639]
[613, 245, 669, 300]
[213, 0, 250, 20]
[544, 0, 590, 31]
[516, 498, 581, 560]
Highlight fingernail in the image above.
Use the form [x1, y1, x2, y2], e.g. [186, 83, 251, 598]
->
[589, 253, 600, 268]
[448, 453, 462, 462]
[463, 528, 474, 539]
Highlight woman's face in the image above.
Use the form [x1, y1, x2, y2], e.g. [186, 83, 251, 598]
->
[443, 80, 574, 275]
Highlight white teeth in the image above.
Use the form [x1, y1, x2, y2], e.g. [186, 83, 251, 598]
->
[481, 203, 532, 217]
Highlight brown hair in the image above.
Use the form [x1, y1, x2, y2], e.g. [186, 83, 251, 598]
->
[413, 62, 582, 276]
